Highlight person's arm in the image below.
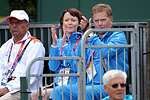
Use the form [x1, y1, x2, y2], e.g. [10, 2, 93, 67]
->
[48, 45, 61, 71]
[0, 42, 12, 74]
[101, 32, 128, 58]
[91, 32, 128, 59]
[0, 46, 4, 76]
[0, 42, 11, 96]
[49, 26, 68, 71]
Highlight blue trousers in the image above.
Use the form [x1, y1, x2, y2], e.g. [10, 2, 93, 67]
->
[49, 84, 108, 100]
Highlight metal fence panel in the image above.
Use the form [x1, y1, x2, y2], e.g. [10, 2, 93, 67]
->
[0, 22, 148, 100]
[23, 28, 137, 100]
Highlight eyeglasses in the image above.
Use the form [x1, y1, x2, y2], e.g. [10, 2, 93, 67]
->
[111, 83, 126, 88]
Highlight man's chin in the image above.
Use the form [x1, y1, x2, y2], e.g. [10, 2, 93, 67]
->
[115, 94, 124, 99]
[11, 31, 19, 34]
[98, 32, 106, 34]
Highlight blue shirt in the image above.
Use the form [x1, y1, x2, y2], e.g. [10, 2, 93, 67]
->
[102, 94, 133, 100]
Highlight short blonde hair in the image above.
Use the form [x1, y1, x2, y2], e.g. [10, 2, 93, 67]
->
[91, 3, 112, 18]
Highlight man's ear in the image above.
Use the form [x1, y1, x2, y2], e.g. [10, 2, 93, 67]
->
[104, 85, 108, 93]
[26, 23, 30, 32]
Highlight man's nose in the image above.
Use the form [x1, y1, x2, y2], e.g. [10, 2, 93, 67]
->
[98, 20, 102, 26]
[12, 23, 17, 27]
[117, 84, 123, 89]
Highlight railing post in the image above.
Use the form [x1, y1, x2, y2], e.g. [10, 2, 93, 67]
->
[20, 77, 28, 100]
[38, 87, 43, 100]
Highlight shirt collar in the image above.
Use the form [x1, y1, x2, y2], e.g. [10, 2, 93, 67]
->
[66, 32, 82, 41]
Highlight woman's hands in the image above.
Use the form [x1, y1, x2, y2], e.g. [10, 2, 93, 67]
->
[51, 25, 67, 47]
[61, 26, 67, 46]
[51, 25, 58, 47]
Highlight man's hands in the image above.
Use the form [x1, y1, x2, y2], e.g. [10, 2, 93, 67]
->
[79, 16, 92, 43]
[0, 87, 9, 97]
[79, 16, 92, 33]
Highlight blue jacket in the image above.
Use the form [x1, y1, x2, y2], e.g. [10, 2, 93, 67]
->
[48, 32, 82, 85]
[87, 31, 129, 84]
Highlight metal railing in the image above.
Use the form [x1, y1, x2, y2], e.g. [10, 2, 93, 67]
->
[0, 22, 148, 100]
[24, 56, 82, 100]
[81, 28, 136, 100]
[22, 27, 139, 100]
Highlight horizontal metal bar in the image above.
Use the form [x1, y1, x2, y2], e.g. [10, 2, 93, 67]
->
[0, 25, 9, 29]
[85, 45, 133, 48]
[30, 24, 60, 28]
[30, 73, 80, 77]
[29, 56, 81, 62]
[88, 28, 134, 32]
